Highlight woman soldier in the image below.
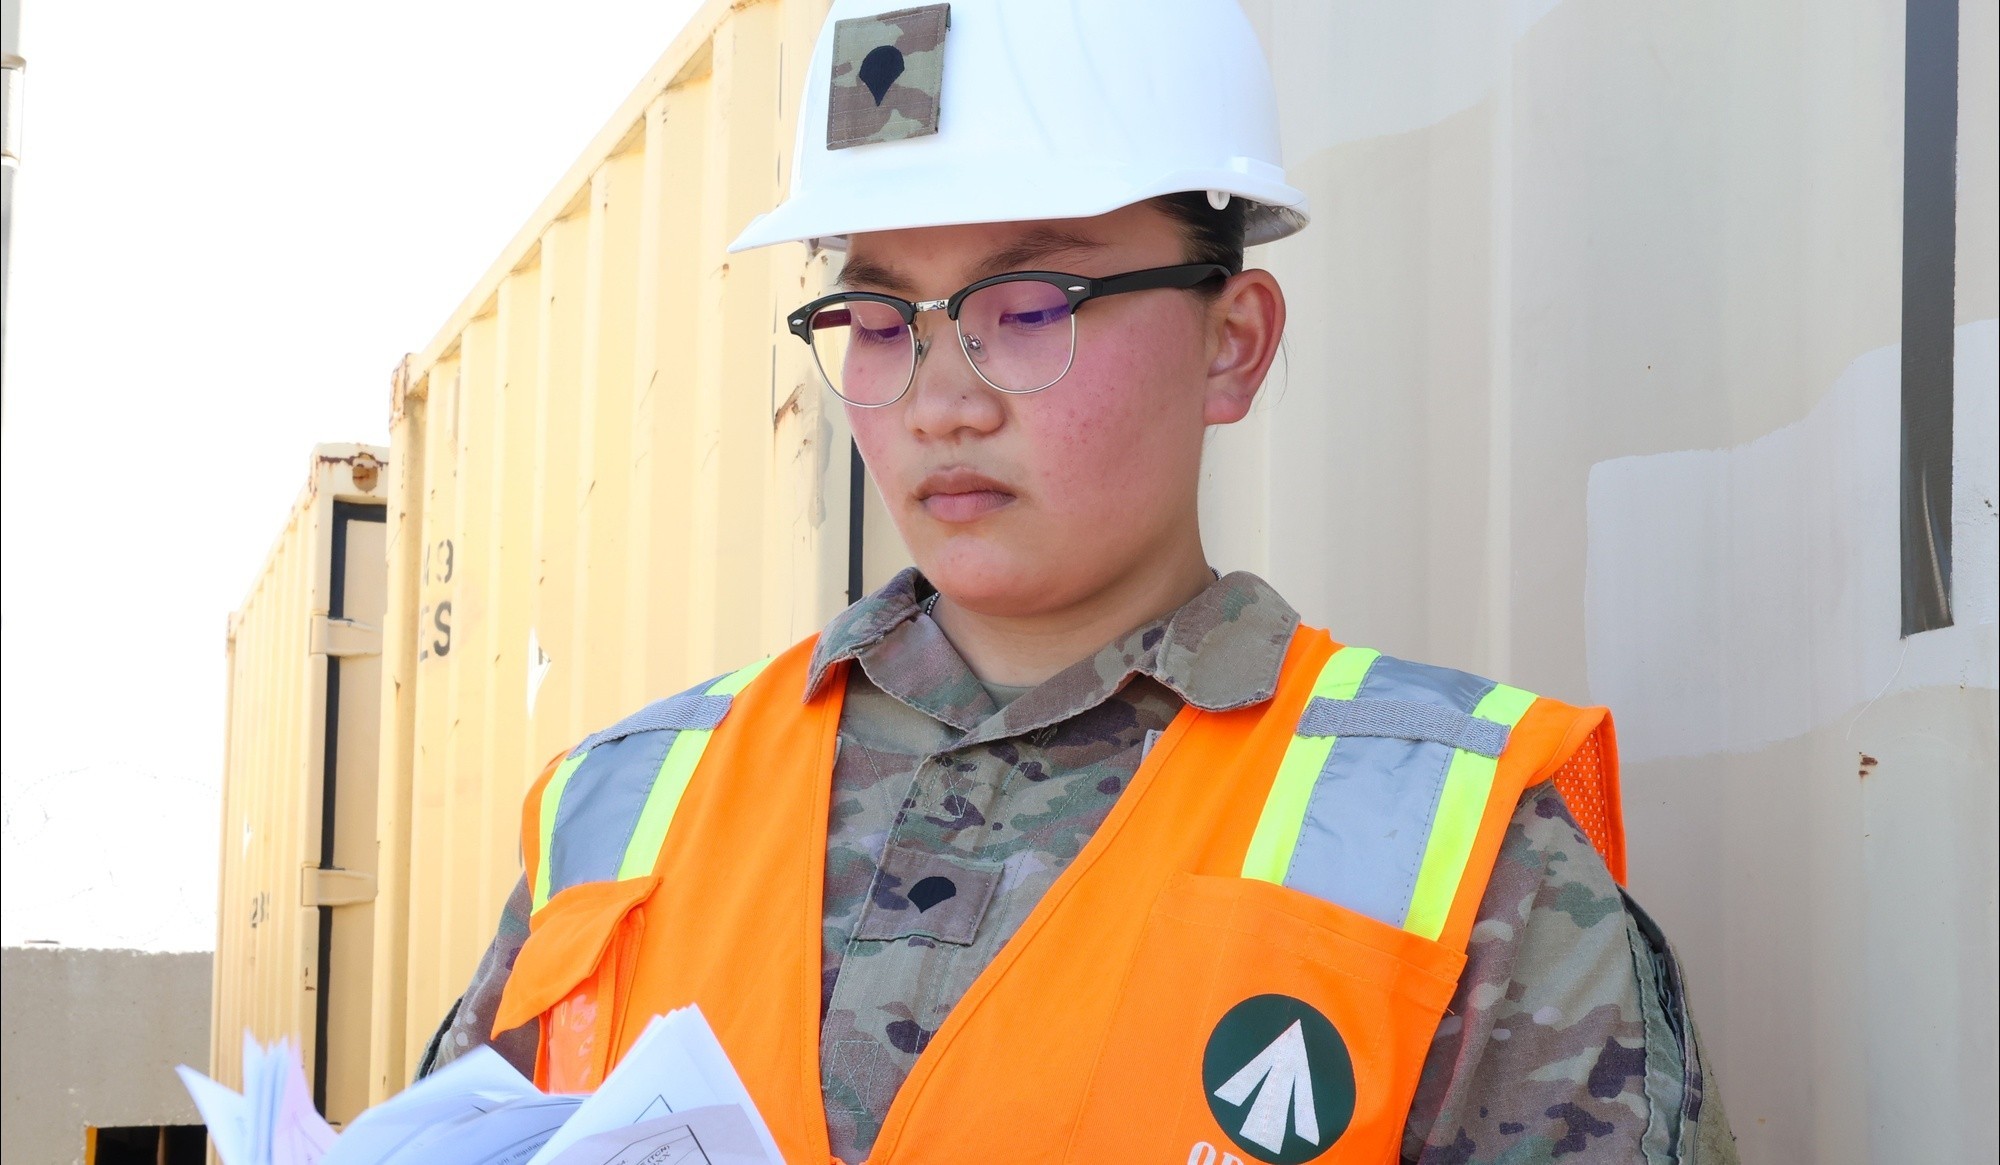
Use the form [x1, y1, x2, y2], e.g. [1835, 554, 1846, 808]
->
[431, 2, 1736, 1162]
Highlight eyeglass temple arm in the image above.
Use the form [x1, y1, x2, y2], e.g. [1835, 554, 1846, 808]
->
[1089, 263, 1233, 300]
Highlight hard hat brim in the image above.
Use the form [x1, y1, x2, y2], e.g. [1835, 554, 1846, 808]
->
[727, 166, 1309, 254]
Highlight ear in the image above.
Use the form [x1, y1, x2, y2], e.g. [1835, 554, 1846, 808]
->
[1200, 269, 1286, 426]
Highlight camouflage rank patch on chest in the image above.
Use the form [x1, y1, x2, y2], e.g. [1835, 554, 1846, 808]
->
[826, 4, 950, 150]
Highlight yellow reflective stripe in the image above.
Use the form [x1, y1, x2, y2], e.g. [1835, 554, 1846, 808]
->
[614, 658, 775, 881]
[615, 732, 706, 881]
[705, 654, 774, 696]
[1239, 647, 1381, 884]
[1401, 684, 1537, 940]
[532, 752, 588, 912]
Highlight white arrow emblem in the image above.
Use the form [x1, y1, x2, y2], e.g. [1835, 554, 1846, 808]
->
[1212, 1019, 1320, 1153]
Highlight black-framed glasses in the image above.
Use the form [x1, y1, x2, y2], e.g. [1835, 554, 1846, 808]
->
[785, 263, 1230, 407]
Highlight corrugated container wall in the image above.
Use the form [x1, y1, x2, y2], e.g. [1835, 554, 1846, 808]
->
[364, 0, 889, 1096]
[363, 1, 1999, 1162]
[217, 444, 389, 1128]
[1214, 4, 1998, 1163]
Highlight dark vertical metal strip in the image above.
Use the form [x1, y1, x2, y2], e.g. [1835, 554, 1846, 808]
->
[847, 438, 866, 606]
[313, 662, 339, 1115]
[1900, 0, 1959, 635]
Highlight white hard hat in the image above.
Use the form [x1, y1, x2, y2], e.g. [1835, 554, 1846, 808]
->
[727, 0, 1308, 253]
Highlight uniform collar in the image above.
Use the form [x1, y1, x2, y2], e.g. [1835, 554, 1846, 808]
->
[804, 568, 1300, 736]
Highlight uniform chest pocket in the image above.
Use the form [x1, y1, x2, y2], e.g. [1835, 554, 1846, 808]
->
[493, 874, 659, 1092]
[1064, 873, 1465, 1165]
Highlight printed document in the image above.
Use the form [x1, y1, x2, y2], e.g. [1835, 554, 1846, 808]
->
[178, 1006, 781, 1165]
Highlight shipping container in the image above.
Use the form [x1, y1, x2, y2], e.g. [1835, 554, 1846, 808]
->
[289, 0, 1988, 1158]
[363, 0, 903, 1097]
[215, 444, 388, 1128]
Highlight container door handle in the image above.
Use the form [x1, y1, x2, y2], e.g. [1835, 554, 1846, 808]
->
[302, 865, 378, 907]
[311, 615, 383, 659]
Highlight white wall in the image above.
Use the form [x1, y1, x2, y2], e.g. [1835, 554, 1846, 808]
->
[1210, 0, 1999, 1160]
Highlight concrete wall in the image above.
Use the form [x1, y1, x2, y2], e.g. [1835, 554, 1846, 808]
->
[2, 947, 209, 1165]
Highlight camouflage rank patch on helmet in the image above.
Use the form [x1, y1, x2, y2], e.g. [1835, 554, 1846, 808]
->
[826, 4, 949, 150]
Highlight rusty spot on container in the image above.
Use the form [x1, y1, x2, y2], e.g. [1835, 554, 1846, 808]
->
[388, 354, 417, 421]
[772, 382, 804, 425]
[1858, 753, 1880, 779]
[351, 453, 383, 493]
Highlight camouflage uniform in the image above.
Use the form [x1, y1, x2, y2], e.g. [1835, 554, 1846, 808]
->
[430, 569, 1738, 1165]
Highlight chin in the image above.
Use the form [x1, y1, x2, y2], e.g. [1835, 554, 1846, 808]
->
[916, 541, 1074, 617]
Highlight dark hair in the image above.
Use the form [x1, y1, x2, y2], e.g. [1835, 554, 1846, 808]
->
[1152, 191, 1248, 279]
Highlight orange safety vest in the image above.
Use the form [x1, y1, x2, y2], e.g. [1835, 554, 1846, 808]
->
[493, 626, 1624, 1164]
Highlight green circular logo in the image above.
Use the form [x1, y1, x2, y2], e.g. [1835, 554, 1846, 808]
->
[1200, 994, 1356, 1164]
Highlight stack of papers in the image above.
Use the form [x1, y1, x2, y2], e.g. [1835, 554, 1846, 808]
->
[176, 1034, 338, 1165]
[177, 1007, 784, 1165]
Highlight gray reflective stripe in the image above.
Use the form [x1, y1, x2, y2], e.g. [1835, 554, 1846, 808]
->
[1357, 653, 1497, 710]
[546, 729, 680, 896]
[571, 690, 732, 755]
[1283, 654, 1498, 929]
[543, 673, 733, 899]
[1296, 698, 1510, 758]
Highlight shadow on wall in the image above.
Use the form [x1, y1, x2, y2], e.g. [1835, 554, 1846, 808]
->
[87, 1125, 207, 1165]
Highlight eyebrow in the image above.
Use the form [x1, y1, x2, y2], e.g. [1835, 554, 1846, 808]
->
[967, 228, 1107, 282]
[837, 228, 1110, 297]
[835, 254, 916, 295]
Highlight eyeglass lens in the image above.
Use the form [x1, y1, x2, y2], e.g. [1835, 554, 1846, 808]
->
[807, 279, 1077, 405]
[807, 300, 915, 406]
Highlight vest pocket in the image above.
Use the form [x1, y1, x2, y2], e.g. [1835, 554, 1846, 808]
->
[492, 874, 660, 1092]
[1064, 873, 1465, 1165]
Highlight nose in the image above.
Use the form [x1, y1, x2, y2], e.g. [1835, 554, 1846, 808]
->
[902, 314, 1004, 439]
[912, 325, 988, 369]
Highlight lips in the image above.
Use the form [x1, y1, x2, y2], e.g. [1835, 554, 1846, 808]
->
[915, 467, 1017, 523]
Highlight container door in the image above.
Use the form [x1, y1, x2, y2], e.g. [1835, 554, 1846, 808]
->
[310, 501, 386, 1126]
